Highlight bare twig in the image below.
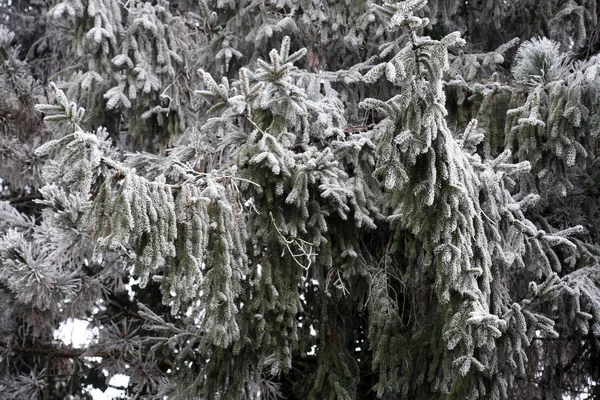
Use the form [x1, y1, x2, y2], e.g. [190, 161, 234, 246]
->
[269, 211, 316, 271]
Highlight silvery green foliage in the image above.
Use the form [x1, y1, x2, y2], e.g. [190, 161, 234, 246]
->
[0, 181, 98, 328]
[362, 1, 599, 399]
[1, 0, 600, 399]
[506, 42, 600, 195]
[190, 37, 378, 395]
[427, 0, 597, 52]
[511, 37, 571, 86]
[48, 0, 187, 145]
[0, 224, 80, 312]
[0, 26, 46, 190]
[47, 0, 122, 113]
[35, 84, 249, 354]
[0, 370, 46, 400]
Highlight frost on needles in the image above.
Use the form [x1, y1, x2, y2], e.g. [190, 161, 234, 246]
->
[1, 0, 600, 399]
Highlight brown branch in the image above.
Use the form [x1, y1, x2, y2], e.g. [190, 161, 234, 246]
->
[0, 340, 88, 358]
[0, 340, 175, 369]
[8, 193, 43, 205]
[242, 113, 268, 137]
[105, 296, 141, 319]
[343, 124, 375, 133]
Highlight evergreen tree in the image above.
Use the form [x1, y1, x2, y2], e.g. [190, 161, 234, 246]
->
[1, 0, 600, 399]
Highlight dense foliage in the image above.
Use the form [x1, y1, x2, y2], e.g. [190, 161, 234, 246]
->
[1, 0, 600, 399]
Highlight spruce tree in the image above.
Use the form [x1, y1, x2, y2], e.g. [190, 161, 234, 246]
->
[1, 0, 600, 399]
